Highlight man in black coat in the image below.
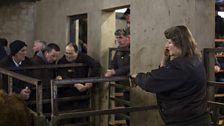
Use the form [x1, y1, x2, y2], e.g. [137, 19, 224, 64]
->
[105, 29, 130, 78]
[104, 28, 130, 126]
[56, 43, 101, 125]
[31, 43, 60, 113]
[0, 40, 32, 100]
[56, 42, 101, 108]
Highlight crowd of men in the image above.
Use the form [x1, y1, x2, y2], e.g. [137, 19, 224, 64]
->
[0, 8, 130, 126]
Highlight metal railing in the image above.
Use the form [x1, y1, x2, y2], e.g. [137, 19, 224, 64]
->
[108, 47, 131, 125]
[0, 67, 43, 115]
[1, 63, 89, 126]
[204, 48, 224, 125]
[50, 76, 158, 126]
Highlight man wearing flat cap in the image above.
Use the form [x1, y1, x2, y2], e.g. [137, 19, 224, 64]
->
[0, 40, 32, 100]
[105, 29, 130, 125]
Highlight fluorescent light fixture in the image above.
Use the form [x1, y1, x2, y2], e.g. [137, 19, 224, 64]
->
[115, 8, 127, 13]
[218, 11, 224, 18]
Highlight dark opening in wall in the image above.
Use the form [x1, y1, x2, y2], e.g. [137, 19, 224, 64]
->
[69, 14, 88, 53]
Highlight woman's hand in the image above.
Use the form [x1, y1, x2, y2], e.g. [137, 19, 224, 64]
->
[160, 49, 170, 67]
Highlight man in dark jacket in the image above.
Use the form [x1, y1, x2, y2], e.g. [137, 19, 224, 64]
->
[56, 42, 101, 108]
[56, 42, 101, 125]
[32, 40, 47, 55]
[105, 29, 130, 78]
[0, 40, 32, 100]
[31, 43, 60, 87]
[31, 43, 60, 113]
[104, 28, 130, 126]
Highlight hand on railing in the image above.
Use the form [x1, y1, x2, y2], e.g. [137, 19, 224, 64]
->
[85, 83, 93, 89]
[20, 86, 31, 100]
[56, 75, 63, 80]
[74, 83, 90, 92]
[104, 69, 116, 77]
[214, 65, 221, 73]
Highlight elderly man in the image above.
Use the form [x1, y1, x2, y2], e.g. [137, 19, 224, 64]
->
[0, 40, 32, 100]
[32, 40, 47, 55]
[105, 28, 130, 126]
[105, 29, 130, 77]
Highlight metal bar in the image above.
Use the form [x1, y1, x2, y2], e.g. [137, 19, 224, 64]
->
[59, 108, 92, 114]
[0, 67, 43, 116]
[8, 77, 13, 93]
[109, 97, 130, 106]
[8, 63, 87, 70]
[57, 105, 158, 119]
[0, 67, 40, 86]
[36, 81, 43, 115]
[203, 48, 216, 101]
[208, 101, 224, 109]
[28, 95, 90, 105]
[204, 48, 224, 53]
[53, 76, 129, 86]
[208, 81, 224, 87]
[50, 80, 58, 126]
[0, 74, 3, 89]
[51, 80, 58, 116]
[109, 82, 115, 125]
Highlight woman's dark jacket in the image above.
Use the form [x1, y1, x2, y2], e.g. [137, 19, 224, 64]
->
[135, 56, 208, 124]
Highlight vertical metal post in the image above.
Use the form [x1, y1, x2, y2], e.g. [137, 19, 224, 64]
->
[204, 48, 218, 124]
[108, 48, 113, 68]
[108, 82, 115, 125]
[51, 80, 58, 126]
[108, 48, 115, 125]
[36, 81, 43, 115]
[204, 48, 216, 101]
[0, 74, 3, 89]
[8, 77, 13, 93]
